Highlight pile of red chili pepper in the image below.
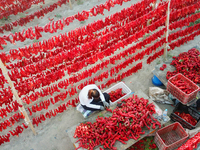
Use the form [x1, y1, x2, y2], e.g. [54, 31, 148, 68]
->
[74, 95, 161, 150]
[177, 132, 200, 150]
[127, 136, 158, 150]
[166, 48, 200, 84]
[108, 88, 126, 102]
[174, 112, 197, 126]
[169, 75, 196, 94]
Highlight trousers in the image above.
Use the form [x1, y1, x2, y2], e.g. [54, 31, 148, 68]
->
[82, 93, 110, 111]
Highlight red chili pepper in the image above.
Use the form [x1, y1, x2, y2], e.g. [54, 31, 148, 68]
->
[175, 111, 197, 126]
[106, 108, 112, 113]
[160, 67, 164, 71]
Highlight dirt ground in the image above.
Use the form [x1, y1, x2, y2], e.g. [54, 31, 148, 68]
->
[0, 0, 200, 150]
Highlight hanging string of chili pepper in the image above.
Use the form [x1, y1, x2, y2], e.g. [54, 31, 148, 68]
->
[14, 63, 65, 86]
[19, 14, 166, 104]
[5, 4, 154, 70]
[65, 16, 166, 73]
[3, 0, 190, 64]
[168, 22, 200, 43]
[0, 68, 8, 88]
[1, 0, 155, 63]
[0, 87, 13, 107]
[0, 0, 44, 20]
[6, 4, 166, 85]
[108, 33, 166, 78]
[0, 0, 154, 49]
[0, 100, 23, 119]
[0, 122, 29, 146]
[25, 70, 109, 107]
[169, 30, 200, 51]
[21, 61, 109, 104]
[1, 3, 166, 111]
[27, 91, 79, 115]
[147, 49, 165, 64]
[14, 69, 65, 96]
[147, 24, 200, 64]
[170, 12, 200, 31]
[0, 112, 24, 132]
[0, 0, 198, 53]
[170, 0, 199, 11]
[0, 0, 68, 33]
[0, 0, 16, 8]
[16, 15, 166, 98]
[146, 9, 200, 64]
[169, 1, 200, 24]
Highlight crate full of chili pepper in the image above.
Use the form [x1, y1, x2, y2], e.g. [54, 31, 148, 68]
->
[104, 82, 131, 105]
[154, 122, 188, 150]
[170, 103, 200, 129]
[167, 73, 199, 105]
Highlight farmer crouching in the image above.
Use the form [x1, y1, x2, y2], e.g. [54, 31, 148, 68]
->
[79, 84, 110, 111]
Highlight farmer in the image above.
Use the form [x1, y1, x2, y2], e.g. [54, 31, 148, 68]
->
[79, 84, 110, 111]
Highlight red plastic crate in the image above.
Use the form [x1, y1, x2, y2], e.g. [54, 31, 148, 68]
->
[154, 122, 188, 150]
[167, 73, 199, 105]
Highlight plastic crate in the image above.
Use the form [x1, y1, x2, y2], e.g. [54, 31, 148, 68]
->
[154, 122, 188, 150]
[104, 82, 131, 105]
[167, 73, 199, 105]
[170, 103, 200, 129]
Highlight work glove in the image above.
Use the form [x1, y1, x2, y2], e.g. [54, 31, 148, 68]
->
[100, 106, 105, 110]
[102, 101, 110, 108]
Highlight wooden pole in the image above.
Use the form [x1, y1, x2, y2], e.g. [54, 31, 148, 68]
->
[0, 59, 37, 135]
[164, 0, 171, 60]
[69, 0, 72, 10]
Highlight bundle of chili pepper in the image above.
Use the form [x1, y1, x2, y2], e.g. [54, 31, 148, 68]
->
[147, 24, 200, 64]
[1, 0, 198, 50]
[0, 0, 168, 60]
[0, 100, 23, 118]
[166, 48, 200, 84]
[170, 76, 196, 94]
[31, 97, 80, 126]
[7, 8, 167, 97]
[5, 0, 162, 70]
[177, 132, 200, 150]
[0, 122, 28, 146]
[108, 88, 125, 102]
[0, 0, 155, 47]
[0, 0, 44, 20]
[74, 95, 161, 150]
[0, 0, 67, 33]
[170, 0, 199, 11]
[175, 112, 197, 126]
[0, 0, 16, 7]
[0, 112, 24, 132]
